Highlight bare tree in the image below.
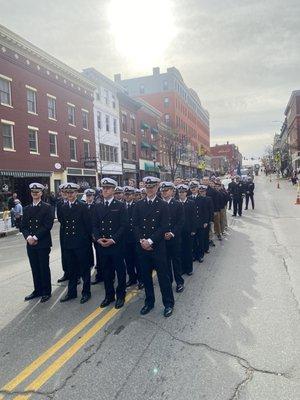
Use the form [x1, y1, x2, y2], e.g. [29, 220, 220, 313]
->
[161, 127, 185, 181]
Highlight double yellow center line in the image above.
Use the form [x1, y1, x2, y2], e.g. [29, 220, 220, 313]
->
[0, 291, 138, 400]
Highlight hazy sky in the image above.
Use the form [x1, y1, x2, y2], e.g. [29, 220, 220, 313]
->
[1, 0, 299, 157]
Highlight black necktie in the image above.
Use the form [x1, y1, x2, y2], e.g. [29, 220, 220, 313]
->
[105, 201, 109, 208]
[148, 200, 152, 206]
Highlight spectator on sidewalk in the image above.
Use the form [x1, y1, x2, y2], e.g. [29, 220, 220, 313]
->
[13, 199, 23, 232]
[8, 192, 17, 227]
[2, 206, 10, 231]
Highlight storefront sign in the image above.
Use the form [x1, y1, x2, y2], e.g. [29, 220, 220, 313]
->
[55, 163, 62, 170]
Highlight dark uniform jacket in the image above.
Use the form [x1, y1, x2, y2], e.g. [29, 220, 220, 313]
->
[188, 195, 209, 227]
[60, 200, 91, 249]
[231, 182, 245, 197]
[206, 186, 221, 212]
[180, 199, 197, 233]
[246, 182, 255, 194]
[92, 199, 127, 253]
[21, 201, 54, 249]
[133, 197, 169, 251]
[205, 196, 214, 222]
[219, 189, 230, 208]
[228, 181, 235, 196]
[165, 198, 184, 241]
[125, 201, 136, 243]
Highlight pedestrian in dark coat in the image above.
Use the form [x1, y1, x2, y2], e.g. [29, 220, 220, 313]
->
[245, 177, 255, 210]
[56, 185, 70, 283]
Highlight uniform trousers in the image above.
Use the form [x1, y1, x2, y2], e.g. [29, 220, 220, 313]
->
[166, 239, 184, 286]
[181, 231, 193, 274]
[197, 227, 205, 260]
[204, 225, 210, 252]
[27, 247, 51, 296]
[245, 193, 254, 209]
[220, 208, 227, 233]
[124, 242, 141, 283]
[65, 247, 91, 297]
[213, 212, 221, 236]
[59, 228, 69, 277]
[228, 197, 232, 210]
[138, 250, 174, 308]
[100, 252, 126, 300]
[233, 196, 243, 216]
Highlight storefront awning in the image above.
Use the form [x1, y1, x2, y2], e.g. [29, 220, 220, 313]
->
[151, 127, 159, 134]
[141, 141, 151, 149]
[0, 170, 51, 178]
[141, 122, 150, 130]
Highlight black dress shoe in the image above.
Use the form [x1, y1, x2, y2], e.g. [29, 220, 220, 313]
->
[164, 307, 173, 317]
[176, 284, 184, 293]
[126, 280, 137, 287]
[80, 294, 91, 304]
[198, 258, 204, 263]
[24, 292, 40, 301]
[100, 297, 115, 308]
[140, 304, 154, 315]
[186, 271, 193, 276]
[57, 274, 69, 283]
[115, 298, 125, 309]
[205, 250, 210, 254]
[60, 294, 77, 303]
[40, 295, 51, 303]
[137, 282, 144, 290]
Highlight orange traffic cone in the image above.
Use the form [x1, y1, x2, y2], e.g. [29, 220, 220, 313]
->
[295, 193, 300, 205]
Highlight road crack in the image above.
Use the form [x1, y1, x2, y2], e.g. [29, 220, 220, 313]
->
[282, 257, 300, 316]
[140, 317, 289, 379]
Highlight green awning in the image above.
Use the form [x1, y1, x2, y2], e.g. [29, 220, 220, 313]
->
[151, 127, 159, 134]
[141, 141, 151, 149]
[141, 122, 150, 130]
[151, 144, 158, 151]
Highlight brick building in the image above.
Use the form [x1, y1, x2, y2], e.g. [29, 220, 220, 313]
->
[114, 67, 210, 178]
[0, 24, 97, 207]
[210, 142, 242, 173]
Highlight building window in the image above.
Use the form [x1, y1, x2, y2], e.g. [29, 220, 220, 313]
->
[105, 115, 110, 132]
[49, 132, 58, 156]
[96, 91, 101, 101]
[82, 109, 89, 130]
[112, 94, 116, 109]
[2, 122, 14, 150]
[69, 137, 77, 160]
[0, 76, 12, 106]
[28, 128, 38, 153]
[164, 97, 170, 108]
[139, 84, 145, 94]
[164, 114, 170, 126]
[132, 143, 136, 160]
[104, 89, 109, 105]
[97, 111, 102, 129]
[122, 114, 127, 132]
[47, 96, 56, 120]
[123, 141, 129, 159]
[100, 144, 118, 162]
[68, 104, 76, 125]
[130, 116, 135, 134]
[83, 140, 90, 159]
[163, 80, 168, 90]
[27, 88, 37, 114]
[113, 118, 117, 134]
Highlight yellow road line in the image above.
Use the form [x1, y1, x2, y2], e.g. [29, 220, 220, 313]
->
[0, 306, 104, 397]
[13, 291, 137, 400]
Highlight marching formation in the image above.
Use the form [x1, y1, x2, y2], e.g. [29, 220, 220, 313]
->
[21, 175, 255, 318]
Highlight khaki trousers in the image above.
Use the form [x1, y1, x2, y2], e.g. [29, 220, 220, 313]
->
[213, 211, 221, 236]
[220, 208, 227, 233]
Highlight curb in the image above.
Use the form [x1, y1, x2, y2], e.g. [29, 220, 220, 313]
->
[0, 229, 18, 238]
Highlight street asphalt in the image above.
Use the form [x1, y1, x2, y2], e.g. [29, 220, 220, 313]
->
[0, 174, 299, 400]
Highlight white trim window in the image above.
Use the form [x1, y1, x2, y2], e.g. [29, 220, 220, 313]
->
[49, 132, 58, 156]
[28, 128, 39, 154]
[47, 95, 57, 120]
[105, 115, 110, 132]
[104, 89, 109, 106]
[113, 118, 117, 134]
[0, 75, 12, 106]
[83, 140, 90, 159]
[26, 87, 37, 114]
[1, 120, 15, 151]
[112, 94, 116, 109]
[69, 137, 77, 161]
[67, 104, 76, 125]
[82, 109, 89, 130]
[97, 111, 102, 130]
[164, 97, 170, 108]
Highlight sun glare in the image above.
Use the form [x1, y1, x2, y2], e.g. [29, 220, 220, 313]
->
[107, 0, 177, 70]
